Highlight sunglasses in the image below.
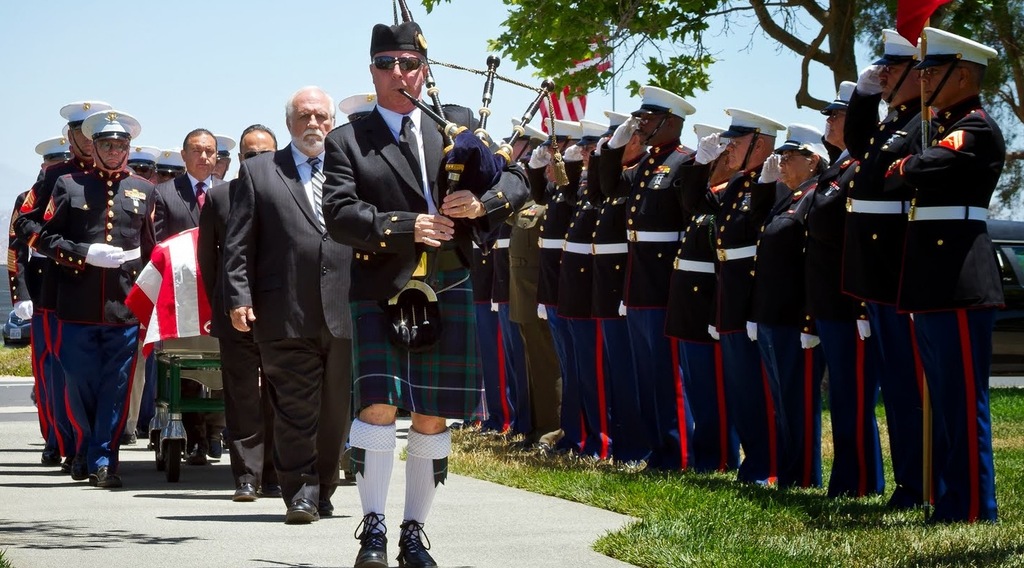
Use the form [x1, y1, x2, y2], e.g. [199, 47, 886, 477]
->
[95, 140, 130, 152]
[372, 55, 425, 72]
[131, 165, 155, 175]
[242, 150, 273, 160]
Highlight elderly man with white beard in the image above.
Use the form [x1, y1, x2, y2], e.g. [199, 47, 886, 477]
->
[224, 85, 354, 524]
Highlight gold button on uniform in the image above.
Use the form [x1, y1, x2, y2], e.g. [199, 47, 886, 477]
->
[106, 223, 113, 230]
[937, 239, 944, 246]
[105, 235, 113, 242]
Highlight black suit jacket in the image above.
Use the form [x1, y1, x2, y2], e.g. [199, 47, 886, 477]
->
[153, 173, 214, 242]
[197, 181, 233, 338]
[223, 145, 353, 342]
[320, 107, 529, 301]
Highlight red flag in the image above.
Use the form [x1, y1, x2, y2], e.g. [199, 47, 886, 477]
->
[896, 0, 953, 45]
[125, 228, 212, 355]
[539, 41, 612, 131]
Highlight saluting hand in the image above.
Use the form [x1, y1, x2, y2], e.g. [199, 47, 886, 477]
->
[414, 214, 455, 248]
[441, 191, 484, 220]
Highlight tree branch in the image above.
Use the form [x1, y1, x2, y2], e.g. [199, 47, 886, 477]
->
[748, 0, 832, 66]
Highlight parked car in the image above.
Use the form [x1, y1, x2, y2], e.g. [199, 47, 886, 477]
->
[991, 219, 1024, 375]
[2, 310, 30, 346]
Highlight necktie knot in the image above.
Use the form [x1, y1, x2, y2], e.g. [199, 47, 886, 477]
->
[307, 156, 322, 172]
[196, 181, 206, 209]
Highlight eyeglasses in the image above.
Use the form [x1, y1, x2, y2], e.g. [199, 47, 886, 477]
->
[131, 165, 155, 175]
[919, 67, 945, 79]
[372, 55, 425, 72]
[95, 140, 130, 153]
[779, 152, 812, 163]
[242, 150, 273, 160]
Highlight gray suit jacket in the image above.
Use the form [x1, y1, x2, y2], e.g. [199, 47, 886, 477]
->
[223, 145, 353, 342]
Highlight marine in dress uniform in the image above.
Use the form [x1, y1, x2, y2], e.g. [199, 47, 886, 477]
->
[886, 28, 1005, 523]
[10, 136, 72, 466]
[598, 86, 697, 471]
[319, 19, 529, 568]
[665, 122, 741, 473]
[749, 124, 828, 488]
[15, 102, 113, 480]
[213, 134, 235, 180]
[842, 29, 927, 509]
[679, 108, 785, 483]
[36, 110, 155, 488]
[806, 83, 886, 498]
[154, 148, 185, 185]
[589, 110, 647, 463]
[556, 119, 613, 459]
[529, 120, 584, 452]
[127, 145, 160, 184]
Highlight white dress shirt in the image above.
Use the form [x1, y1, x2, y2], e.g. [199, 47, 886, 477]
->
[376, 105, 436, 214]
[291, 144, 327, 218]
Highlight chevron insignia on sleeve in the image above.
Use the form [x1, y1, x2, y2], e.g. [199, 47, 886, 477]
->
[43, 198, 56, 221]
[938, 130, 966, 151]
[20, 190, 36, 213]
[7, 249, 16, 273]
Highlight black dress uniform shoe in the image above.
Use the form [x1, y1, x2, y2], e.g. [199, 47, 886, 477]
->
[41, 449, 61, 466]
[397, 520, 437, 567]
[233, 483, 257, 502]
[90, 466, 123, 488]
[259, 483, 282, 498]
[353, 512, 388, 568]
[70, 456, 88, 480]
[284, 498, 320, 524]
[120, 431, 137, 445]
[186, 446, 208, 466]
[60, 456, 73, 473]
[318, 498, 334, 517]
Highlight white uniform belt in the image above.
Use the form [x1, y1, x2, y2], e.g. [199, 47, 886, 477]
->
[627, 230, 681, 243]
[563, 241, 591, 255]
[674, 258, 715, 273]
[494, 238, 510, 249]
[539, 238, 564, 249]
[910, 206, 987, 222]
[715, 245, 756, 262]
[122, 247, 142, 261]
[592, 243, 628, 255]
[846, 198, 909, 215]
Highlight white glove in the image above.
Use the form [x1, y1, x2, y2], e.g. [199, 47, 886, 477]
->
[695, 133, 726, 165]
[594, 136, 609, 156]
[856, 65, 883, 96]
[13, 300, 33, 320]
[857, 319, 872, 340]
[528, 146, 551, 169]
[562, 144, 584, 163]
[607, 117, 639, 149]
[758, 154, 781, 184]
[800, 333, 821, 349]
[746, 321, 758, 342]
[85, 243, 126, 268]
[707, 325, 720, 340]
[537, 303, 548, 320]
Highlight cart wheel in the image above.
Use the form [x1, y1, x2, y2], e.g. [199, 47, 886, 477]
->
[156, 446, 166, 471]
[154, 432, 165, 470]
[165, 439, 182, 482]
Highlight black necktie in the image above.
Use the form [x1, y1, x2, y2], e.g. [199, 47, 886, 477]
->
[400, 116, 424, 191]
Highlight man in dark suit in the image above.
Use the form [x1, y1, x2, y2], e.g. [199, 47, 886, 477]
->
[152, 128, 226, 465]
[321, 19, 529, 568]
[198, 124, 279, 502]
[224, 85, 353, 525]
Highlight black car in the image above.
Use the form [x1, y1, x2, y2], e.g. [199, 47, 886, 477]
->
[991, 219, 1024, 375]
[2, 310, 31, 346]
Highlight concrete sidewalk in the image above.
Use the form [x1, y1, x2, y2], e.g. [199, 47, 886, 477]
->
[0, 418, 636, 568]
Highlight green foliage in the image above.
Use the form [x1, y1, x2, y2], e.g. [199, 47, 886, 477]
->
[0, 549, 11, 568]
[451, 389, 1024, 567]
[0, 345, 32, 377]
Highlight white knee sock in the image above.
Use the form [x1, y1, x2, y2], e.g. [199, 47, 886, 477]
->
[403, 428, 451, 523]
[349, 419, 396, 517]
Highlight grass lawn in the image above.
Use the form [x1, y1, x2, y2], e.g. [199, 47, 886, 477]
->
[0, 549, 11, 568]
[0, 344, 32, 377]
[450, 389, 1024, 567]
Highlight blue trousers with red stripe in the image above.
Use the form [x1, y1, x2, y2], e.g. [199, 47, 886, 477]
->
[867, 302, 924, 507]
[914, 308, 997, 523]
[678, 339, 739, 473]
[626, 308, 692, 470]
[30, 312, 54, 447]
[816, 318, 885, 498]
[475, 303, 513, 432]
[566, 318, 612, 459]
[59, 322, 138, 474]
[546, 306, 581, 451]
[757, 324, 824, 488]
[41, 310, 75, 457]
[498, 305, 529, 435]
[720, 331, 778, 483]
[600, 318, 647, 462]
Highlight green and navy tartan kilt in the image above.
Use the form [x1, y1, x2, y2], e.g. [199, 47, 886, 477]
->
[351, 268, 484, 420]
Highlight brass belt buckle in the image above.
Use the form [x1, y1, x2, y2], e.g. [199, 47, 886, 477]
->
[716, 249, 727, 262]
[908, 198, 916, 221]
[628, 230, 638, 243]
[845, 197, 853, 213]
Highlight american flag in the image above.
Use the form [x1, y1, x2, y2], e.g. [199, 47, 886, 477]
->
[539, 42, 612, 129]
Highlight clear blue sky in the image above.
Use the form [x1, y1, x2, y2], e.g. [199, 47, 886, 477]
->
[0, 0, 869, 206]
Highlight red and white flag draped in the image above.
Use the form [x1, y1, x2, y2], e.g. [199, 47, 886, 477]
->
[539, 41, 612, 129]
[125, 228, 211, 355]
[896, 0, 953, 45]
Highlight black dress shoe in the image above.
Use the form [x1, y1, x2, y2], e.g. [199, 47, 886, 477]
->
[318, 497, 334, 517]
[41, 448, 61, 466]
[186, 447, 208, 466]
[233, 483, 257, 502]
[397, 520, 437, 567]
[60, 457, 72, 473]
[70, 456, 88, 481]
[120, 431, 137, 445]
[259, 483, 282, 498]
[284, 498, 319, 524]
[90, 466, 123, 488]
[353, 512, 388, 568]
